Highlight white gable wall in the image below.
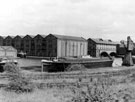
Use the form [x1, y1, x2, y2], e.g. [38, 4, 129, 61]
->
[57, 39, 87, 57]
[0, 46, 17, 58]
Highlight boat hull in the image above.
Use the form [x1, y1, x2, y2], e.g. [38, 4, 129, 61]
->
[42, 58, 113, 72]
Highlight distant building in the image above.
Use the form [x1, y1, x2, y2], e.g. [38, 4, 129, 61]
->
[33, 34, 46, 56]
[116, 40, 127, 55]
[22, 35, 34, 56]
[13, 35, 24, 53]
[4, 36, 14, 46]
[117, 40, 135, 55]
[45, 34, 88, 58]
[88, 38, 118, 57]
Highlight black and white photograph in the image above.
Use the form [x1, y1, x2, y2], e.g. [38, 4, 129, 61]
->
[0, 0, 135, 102]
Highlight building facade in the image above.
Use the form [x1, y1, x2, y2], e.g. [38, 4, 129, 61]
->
[4, 36, 14, 46]
[45, 34, 88, 58]
[22, 35, 34, 56]
[13, 35, 24, 53]
[33, 34, 46, 56]
[0, 36, 4, 46]
[88, 38, 118, 57]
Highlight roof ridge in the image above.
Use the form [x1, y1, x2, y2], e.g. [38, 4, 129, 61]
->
[50, 34, 87, 41]
[90, 38, 118, 45]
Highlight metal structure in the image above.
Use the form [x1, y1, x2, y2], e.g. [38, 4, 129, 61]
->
[122, 36, 134, 66]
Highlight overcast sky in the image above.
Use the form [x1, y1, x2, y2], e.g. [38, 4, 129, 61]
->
[0, 0, 135, 41]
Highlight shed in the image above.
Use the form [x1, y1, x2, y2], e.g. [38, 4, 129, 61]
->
[0, 46, 17, 58]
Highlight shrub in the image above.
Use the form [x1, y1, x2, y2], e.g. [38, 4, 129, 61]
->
[70, 78, 113, 102]
[70, 77, 133, 102]
[4, 62, 34, 93]
[66, 64, 86, 71]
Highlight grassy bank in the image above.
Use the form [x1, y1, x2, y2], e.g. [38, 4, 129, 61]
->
[1, 64, 135, 102]
[1, 82, 135, 102]
[0, 88, 71, 102]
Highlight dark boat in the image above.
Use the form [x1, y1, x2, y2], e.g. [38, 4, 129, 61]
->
[41, 57, 113, 72]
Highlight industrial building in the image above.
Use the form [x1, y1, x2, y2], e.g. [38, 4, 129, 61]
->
[22, 35, 35, 56]
[0, 36, 4, 46]
[13, 35, 24, 53]
[88, 38, 118, 57]
[4, 36, 14, 46]
[33, 34, 46, 56]
[0, 34, 124, 58]
[45, 34, 88, 58]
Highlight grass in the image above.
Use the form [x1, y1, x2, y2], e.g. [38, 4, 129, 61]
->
[1, 75, 135, 102]
[1, 59, 135, 102]
[0, 88, 72, 102]
[1, 82, 135, 102]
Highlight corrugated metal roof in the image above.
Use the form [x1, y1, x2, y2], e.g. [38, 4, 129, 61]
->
[90, 38, 118, 45]
[51, 34, 87, 41]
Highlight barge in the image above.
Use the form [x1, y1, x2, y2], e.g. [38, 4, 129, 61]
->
[41, 57, 113, 72]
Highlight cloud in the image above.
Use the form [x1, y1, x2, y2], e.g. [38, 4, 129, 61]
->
[67, 0, 89, 4]
[0, 0, 135, 41]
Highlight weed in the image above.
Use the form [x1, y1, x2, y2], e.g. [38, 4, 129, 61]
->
[4, 62, 34, 93]
[70, 77, 134, 102]
[66, 64, 86, 71]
